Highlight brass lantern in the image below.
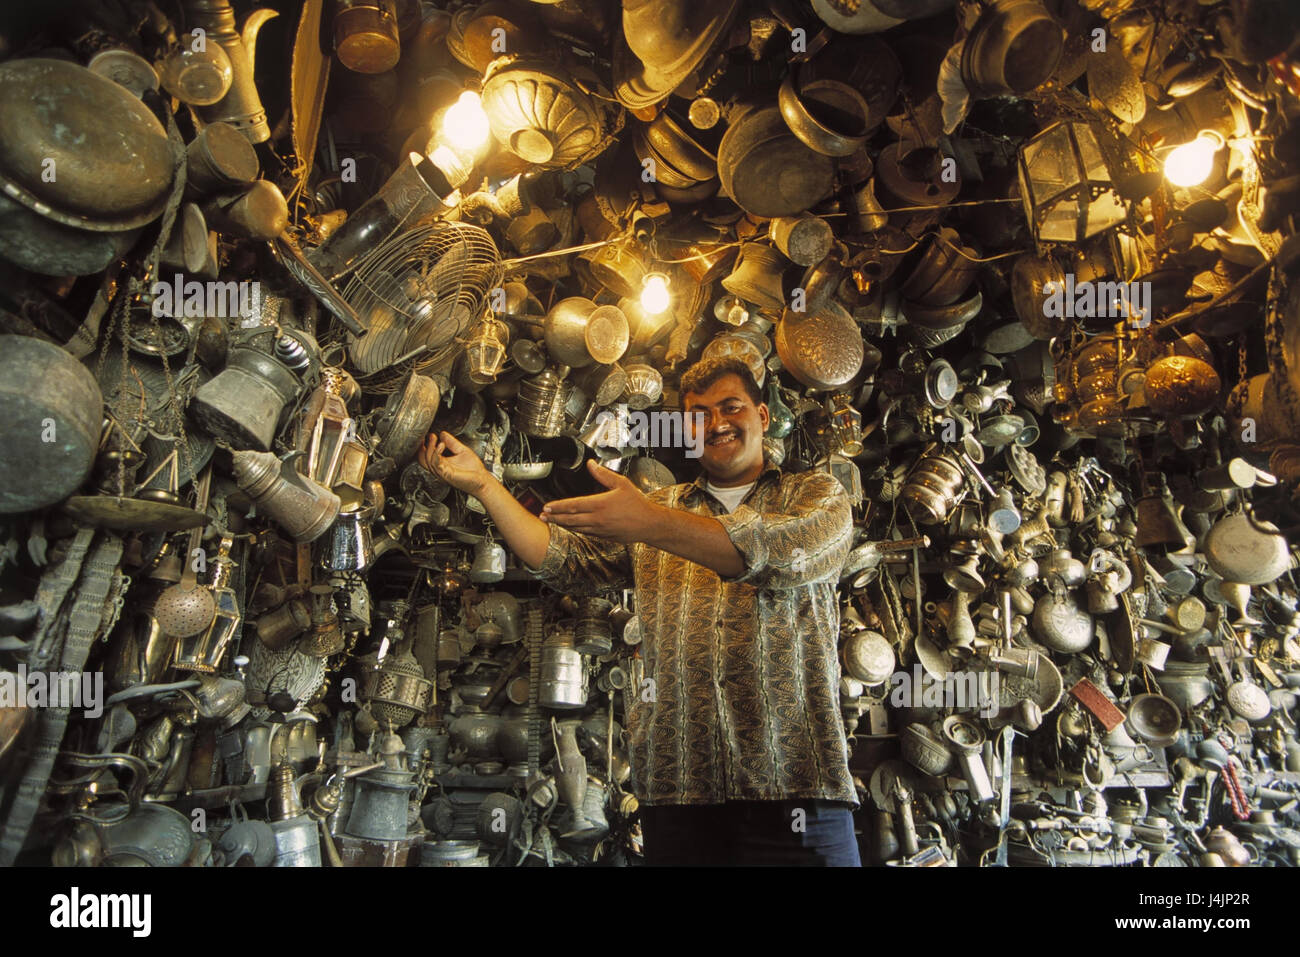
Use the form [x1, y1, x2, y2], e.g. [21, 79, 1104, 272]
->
[464, 315, 510, 385]
[1018, 121, 1127, 245]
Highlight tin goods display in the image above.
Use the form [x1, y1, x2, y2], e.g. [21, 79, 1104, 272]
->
[2, 0, 1300, 875]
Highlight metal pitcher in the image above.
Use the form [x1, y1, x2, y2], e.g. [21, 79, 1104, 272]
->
[184, 0, 279, 143]
[232, 449, 341, 543]
[192, 344, 302, 450]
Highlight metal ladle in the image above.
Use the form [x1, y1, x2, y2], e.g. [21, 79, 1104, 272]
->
[154, 468, 215, 639]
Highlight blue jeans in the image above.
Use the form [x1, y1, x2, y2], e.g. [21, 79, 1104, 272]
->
[640, 800, 861, 866]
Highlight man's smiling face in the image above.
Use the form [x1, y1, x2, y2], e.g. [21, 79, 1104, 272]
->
[683, 373, 769, 487]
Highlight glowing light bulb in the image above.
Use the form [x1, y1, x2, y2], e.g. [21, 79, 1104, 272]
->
[1164, 131, 1222, 188]
[442, 91, 490, 152]
[640, 272, 671, 314]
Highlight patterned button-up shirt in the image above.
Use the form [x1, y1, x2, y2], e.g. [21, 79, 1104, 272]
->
[535, 458, 857, 807]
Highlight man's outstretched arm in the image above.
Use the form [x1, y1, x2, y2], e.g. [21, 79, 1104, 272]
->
[420, 432, 632, 590]
[419, 431, 550, 569]
[541, 460, 746, 579]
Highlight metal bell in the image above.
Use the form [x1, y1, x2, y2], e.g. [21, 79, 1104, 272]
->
[721, 243, 787, 311]
[470, 537, 507, 583]
[1133, 493, 1186, 551]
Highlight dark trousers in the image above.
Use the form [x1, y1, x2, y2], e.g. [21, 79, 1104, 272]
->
[639, 800, 861, 866]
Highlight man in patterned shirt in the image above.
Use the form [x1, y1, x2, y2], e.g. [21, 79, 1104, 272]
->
[419, 356, 859, 865]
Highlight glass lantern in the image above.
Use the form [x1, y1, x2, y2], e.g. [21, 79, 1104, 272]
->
[1018, 121, 1128, 245]
[464, 315, 509, 384]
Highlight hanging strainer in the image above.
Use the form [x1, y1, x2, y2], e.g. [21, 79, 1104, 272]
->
[154, 468, 215, 639]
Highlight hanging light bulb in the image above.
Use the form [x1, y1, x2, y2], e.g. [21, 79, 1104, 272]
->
[442, 90, 491, 152]
[1163, 130, 1223, 188]
[640, 272, 671, 314]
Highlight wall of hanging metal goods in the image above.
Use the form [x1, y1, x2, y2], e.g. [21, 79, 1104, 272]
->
[2, 0, 1300, 869]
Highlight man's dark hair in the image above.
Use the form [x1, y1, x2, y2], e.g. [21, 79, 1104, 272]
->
[679, 356, 763, 406]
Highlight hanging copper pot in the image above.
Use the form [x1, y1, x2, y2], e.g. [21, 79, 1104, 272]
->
[0, 59, 174, 231]
[718, 107, 835, 218]
[960, 0, 1064, 99]
[643, 111, 718, 181]
[777, 75, 871, 158]
[334, 0, 402, 74]
[539, 298, 629, 368]
[578, 241, 648, 300]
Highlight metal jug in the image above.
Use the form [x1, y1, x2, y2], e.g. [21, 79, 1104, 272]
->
[184, 0, 279, 143]
[345, 733, 418, 842]
[265, 753, 322, 867]
[192, 344, 301, 450]
[232, 449, 341, 543]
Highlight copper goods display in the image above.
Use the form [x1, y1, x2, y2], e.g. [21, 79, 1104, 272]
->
[1, 0, 1300, 880]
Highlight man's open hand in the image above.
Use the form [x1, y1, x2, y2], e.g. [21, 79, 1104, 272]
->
[418, 431, 490, 495]
[540, 460, 663, 544]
